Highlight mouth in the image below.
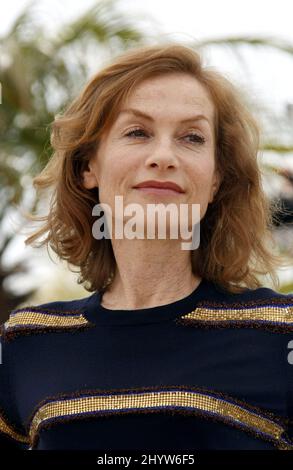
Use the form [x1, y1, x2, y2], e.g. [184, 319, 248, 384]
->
[133, 180, 185, 195]
[134, 187, 184, 196]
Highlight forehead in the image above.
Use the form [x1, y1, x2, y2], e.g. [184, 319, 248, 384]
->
[121, 74, 214, 120]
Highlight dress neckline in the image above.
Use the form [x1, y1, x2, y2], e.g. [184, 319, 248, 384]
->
[81, 277, 217, 326]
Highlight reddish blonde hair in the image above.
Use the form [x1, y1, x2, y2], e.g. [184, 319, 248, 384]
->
[23, 43, 287, 294]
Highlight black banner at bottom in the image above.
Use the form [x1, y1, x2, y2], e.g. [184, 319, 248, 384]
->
[3, 450, 292, 467]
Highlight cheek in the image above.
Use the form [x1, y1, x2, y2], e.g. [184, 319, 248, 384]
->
[189, 162, 215, 194]
[106, 148, 140, 183]
[100, 158, 132, 201]
[100, 150, 121, 182]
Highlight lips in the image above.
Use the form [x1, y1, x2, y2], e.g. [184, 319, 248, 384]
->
[133, 180, 185, 193]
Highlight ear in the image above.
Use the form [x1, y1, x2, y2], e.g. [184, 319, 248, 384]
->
[82, 160, 99, 190]
[208, 170, 221, 204]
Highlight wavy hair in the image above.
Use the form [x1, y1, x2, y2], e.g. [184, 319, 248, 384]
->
[23, 42, 288, 294]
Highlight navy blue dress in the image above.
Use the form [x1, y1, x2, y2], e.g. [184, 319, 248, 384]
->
[0, 278, 292, 450]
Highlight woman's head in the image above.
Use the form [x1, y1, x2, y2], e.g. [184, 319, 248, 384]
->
[24, 42, 284, 293]
[81, 72, 220, 233]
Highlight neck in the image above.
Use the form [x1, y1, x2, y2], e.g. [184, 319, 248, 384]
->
[101, 238, 201, 310]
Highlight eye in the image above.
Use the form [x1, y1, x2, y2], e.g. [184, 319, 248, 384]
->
[125, 127, 148, 138]
[124, 128, 206, 145]
[183, 133, 206, 145]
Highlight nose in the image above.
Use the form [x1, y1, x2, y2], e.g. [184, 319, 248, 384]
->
[144, 137, 179, 169]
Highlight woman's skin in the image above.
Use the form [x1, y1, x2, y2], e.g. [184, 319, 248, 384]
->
[82, 73, 221, 310]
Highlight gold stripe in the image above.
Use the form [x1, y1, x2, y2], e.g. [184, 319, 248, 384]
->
[4, 311, 89, 331]
[29, 390, 291, 448]
[181, 306, 293, 324]
[0, 414, 29, 444]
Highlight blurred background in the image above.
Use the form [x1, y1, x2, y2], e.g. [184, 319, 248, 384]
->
[0, 0, 293, 322]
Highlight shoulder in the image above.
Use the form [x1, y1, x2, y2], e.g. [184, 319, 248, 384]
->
[0, 293, 97, 343]
[213, 282, 292, 303]
[209, 282, 293, 310]
[177, 283, 293, 333]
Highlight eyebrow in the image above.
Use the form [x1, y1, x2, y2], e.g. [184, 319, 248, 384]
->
[118, 107, 211, 126]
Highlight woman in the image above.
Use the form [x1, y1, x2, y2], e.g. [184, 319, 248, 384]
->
[0, 43, 292, 451]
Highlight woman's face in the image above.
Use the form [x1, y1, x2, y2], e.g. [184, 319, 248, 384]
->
[82, 73, 220, 234]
